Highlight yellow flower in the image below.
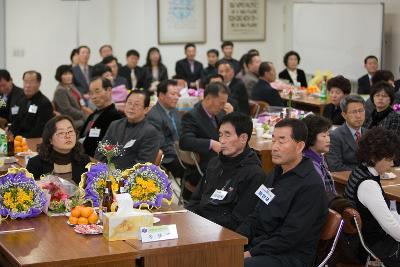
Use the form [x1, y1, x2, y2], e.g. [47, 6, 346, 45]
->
[130, 178, 160, 201]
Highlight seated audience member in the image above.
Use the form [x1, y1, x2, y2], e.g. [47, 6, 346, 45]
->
[11, 71, 54, 138]
[218, 60, 250, 115]
[217, 41, 239, 74]
[0, 69, 24, 123]
[80, 77, 123, 157]
[357, 55, 379, 94]
[142, 47, 168, 93]
[344, 127, 400, 267]
[179, 82, 233, 200]
[237, 118, 328, 267]
[251, 62, 284, 107]
[101, 56, 128, 88]
[205, 73, 239, 112]
[119, 49, 145, 90]
[147, 80, 184, 177]
[175, 43, 203, 88]
[53, 65, 92, 129]
[278, 50, 308, 88]
[95, 90, 159, 169]
[365, 81, 400, 135]
[27, 115, 90, 185]
[72, 45, 93, 96]
[70, 48, 79, 67]
[322, 75, 351, 125]
[326, 95, 366, 172]
[187, 112, 265, 231]
[303, 115, 336, 195]
[236, 50, 259, 81]
[201, 49, 219, 86]
[98, 45, 113, 60]
[242, 53, 261, 96]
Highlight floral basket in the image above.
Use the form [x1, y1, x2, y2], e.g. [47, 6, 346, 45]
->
[123, 163, 173, 209]
[0, 168, 46, 219]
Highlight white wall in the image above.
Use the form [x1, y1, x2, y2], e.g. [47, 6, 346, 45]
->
[0, 0, 5, 68]
[4, 0, 400, 99]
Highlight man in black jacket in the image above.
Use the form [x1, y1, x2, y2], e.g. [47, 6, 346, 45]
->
[357, 55, 379, 94]
[119, 49, 145, 89]
[11, 71, 54, 138]
[237, 118, 328, 267]
[80, 77, 123, 157]
[0, 69, 24, 123]
[186, 112, 265, 231]
[175, 43, 203, 88]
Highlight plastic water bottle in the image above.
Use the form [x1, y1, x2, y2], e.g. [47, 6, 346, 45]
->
[320, 80, 327, 100]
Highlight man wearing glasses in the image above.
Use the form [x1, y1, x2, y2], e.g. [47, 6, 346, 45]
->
[326, 94, 366, 171]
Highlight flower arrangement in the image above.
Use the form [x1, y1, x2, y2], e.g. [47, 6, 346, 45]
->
[0, 98, 5, 108]
[187, 88, 204, 98]
[308, 70, 334, 90]
[96, 140, 124, 167]
[0, 168, 46, 219]
[123, 163, 172, 209]
[393, 104, 400, 113]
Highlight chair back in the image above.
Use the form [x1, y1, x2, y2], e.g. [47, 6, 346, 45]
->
[249, 100, 260, 118]
[173, 141, 203, 177]
[342, 208, 362, 234]
[153, 149, 164, 166]
[255, 100, 269, 114]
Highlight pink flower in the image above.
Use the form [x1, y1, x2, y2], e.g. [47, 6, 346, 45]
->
[104, 145, 114, 151]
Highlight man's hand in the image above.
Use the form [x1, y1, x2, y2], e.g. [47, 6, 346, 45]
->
[244, 251, 252, 258]
[223, 103, 234, 114]
[210, 140, 221, 153]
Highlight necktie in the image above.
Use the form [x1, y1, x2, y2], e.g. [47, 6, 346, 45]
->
[355, 130, 361, 142]
[131, 69, 137, 89]
[83, 66, 90, 84]
[168, 112, 178, 137]
[190, 61, 195, 73]
[210, 116, 217, 129]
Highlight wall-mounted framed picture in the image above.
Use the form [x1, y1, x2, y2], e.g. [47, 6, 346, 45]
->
[221, 0, 266, 41]
[158, 0, 207, 44]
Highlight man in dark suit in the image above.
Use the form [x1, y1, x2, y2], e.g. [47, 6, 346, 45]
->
[179, 82, 233, 200]
[201, 49, 219, 87]
[218, 60, 250, 115]
[147, 80, 184, 177]
[251, 62, 284, 107]
[217, 41, 240, 74]
[72, 45, 93, 96]
[357, 55, 379, 94]
[326, 95, 366, 172]
[102, 56, 128, 88]
[80, 77, 123, 157]
[119, 49, 145, 89]
[175, 43, 203, 88]
[0, 69, 24, 124]
[242, 53, 261, 96]
[11, 71, 54, 138]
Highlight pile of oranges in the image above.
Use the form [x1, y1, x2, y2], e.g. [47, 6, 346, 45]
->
[68, 206, 98, 225]
[14, 136, 28, 153]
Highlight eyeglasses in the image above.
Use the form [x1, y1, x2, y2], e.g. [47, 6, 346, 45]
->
[55, 130, 75, 138]
[346, 108, 365, 115]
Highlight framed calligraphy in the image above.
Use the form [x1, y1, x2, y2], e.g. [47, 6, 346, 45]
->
[221, 0, 266, 41]
[158, 0, 207, 44]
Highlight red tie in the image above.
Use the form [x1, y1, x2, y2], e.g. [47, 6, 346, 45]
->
[355, 131, 361, 143]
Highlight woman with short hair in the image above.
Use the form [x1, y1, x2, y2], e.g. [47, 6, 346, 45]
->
[278, 50, 308, 87]
[322, 75, 351, 125]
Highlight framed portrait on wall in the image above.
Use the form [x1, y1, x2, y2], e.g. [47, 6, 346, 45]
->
[221, 0, 266, 41]
[158, 0, 207, 44]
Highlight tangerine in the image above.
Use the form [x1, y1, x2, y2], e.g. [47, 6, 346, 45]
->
[14, 135, 23, 142]
[80, 207, 93, 218]
[88, 212, 98, 224]
[78, 217, 88, 225]
[71, 208, 81, 218]
[69, 216, 78, 225]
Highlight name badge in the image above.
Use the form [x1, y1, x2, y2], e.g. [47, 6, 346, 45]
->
[124, 139, 136, 149]
[255, 184, 275, 205]
[88, 128, 101, 138]
[11, 106, 19, 115]
[140, 224, 178, 243]
[79, 99, 86, 106]
[210, 189, 228, 200]
[28, 104, 38, 114]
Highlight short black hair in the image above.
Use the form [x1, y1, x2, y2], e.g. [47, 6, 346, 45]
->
[245, 53, 259, 66]
[283, 51, 301, 67]
[0, 69, 11, 82]
[216, 59, 234, 70]
[90, 76, 112, 90]
[340, 94, 365, 112]
[205, 73, 224, 86]
[259, 62, 273, 77]
[126, 49, 140, 58]
[184, 43, 196, 51]
[370, 81, 395, 106]
[327, 75, 351, 95]
[275, 118, 308, 143]
[126, 89, 150, 108]
[219, 112, 253, 144]
[101, 55, 118, 65]
[55, 65, 73, 83]
[92, 63, 112, 77]
[248, 49, 259, 55]
[221, 41, 234, 49]
[77, 45, 90, 54]
[364, 55, 378, 64]
[70, 48, 78, 62]
[23, 70, 42, 82]
[99, 44, 112, 53]
[371, 70, 394, 85]
[157, 79, 178, 97]
[302, 115, 332, 149]
[357, 127, 400, 166]
[204, 82, 229, 98]
[207, 49, 219, 57]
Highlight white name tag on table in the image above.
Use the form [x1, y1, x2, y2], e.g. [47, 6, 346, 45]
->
[140, 224, 178, 243]
[210, 189, 228, 200]
[11, 106, 19, 115]
[28, 104, 38, 114]
[255, 184, 275, 205]
[88, 128, 101, 138]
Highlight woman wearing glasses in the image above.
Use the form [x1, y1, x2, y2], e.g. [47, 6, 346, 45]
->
[27, 115, 90, 184]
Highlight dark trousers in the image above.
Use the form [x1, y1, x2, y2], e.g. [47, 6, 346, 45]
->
[161, 157, 185, 178]
[244, 255, 306, 267]
[371, 238, 400, 267]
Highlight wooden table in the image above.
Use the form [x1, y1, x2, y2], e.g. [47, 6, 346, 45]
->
[127, 211, 247, 267]
[248, 135, 274, 173]
[280, 93, 330, 115]
[0, 215, 137, 267]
